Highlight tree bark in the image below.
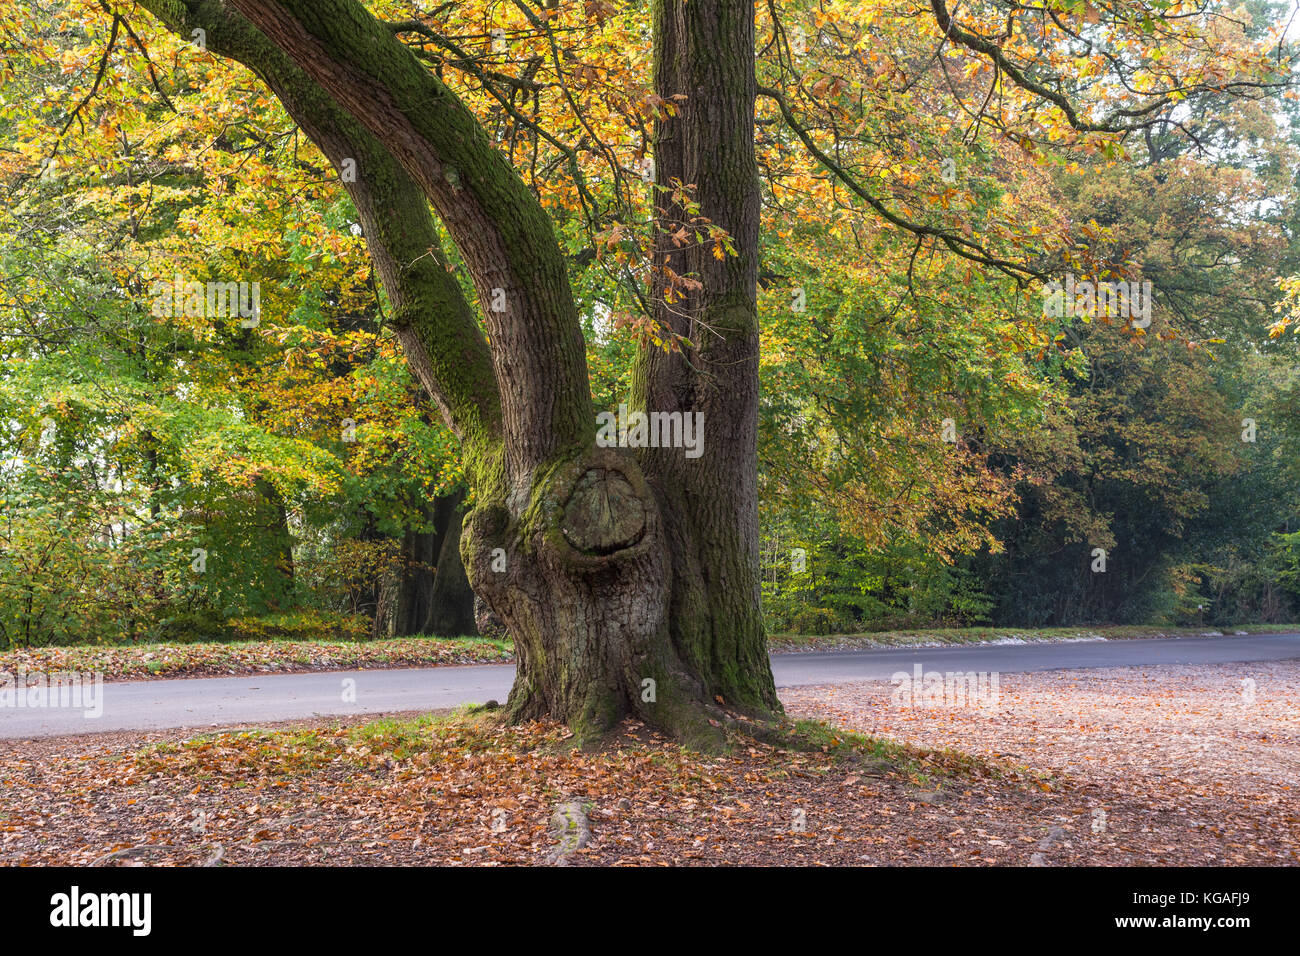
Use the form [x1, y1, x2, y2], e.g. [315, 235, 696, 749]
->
[254, 477, 295, 608]
[636, 0, 775, 712]
[391, 520, 435, 638]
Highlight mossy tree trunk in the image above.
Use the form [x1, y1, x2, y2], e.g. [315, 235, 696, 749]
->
[141, 0, 778, 744]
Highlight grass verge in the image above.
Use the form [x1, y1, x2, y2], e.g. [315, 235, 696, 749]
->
[767, 623, 1300, 652]
[0, 635, 512, 681]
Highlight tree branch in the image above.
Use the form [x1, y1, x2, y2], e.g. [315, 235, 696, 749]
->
[757, 83, 1044, 281]
[132, 0, 502, 465]
[224, 0, 593, 478]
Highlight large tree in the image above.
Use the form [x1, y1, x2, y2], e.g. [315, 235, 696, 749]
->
[120, 0, 1292, 742]
[128, 0, 775, 744]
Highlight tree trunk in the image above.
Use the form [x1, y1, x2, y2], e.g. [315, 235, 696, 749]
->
[639, 0, 775, 712]
[255, 477, 295, 608]
[423, 492, 477, 636]
[459, 0, 779, 742]
[391, 521, 435, 638]
[391, 491, 477, 637]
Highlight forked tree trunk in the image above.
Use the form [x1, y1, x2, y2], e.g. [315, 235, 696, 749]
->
[459, 0, 778, 742]
[142, 0, 778, 745]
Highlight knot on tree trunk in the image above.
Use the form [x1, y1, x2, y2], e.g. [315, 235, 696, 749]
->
[562, 467, 647, 555]
[541, 446, 660, 573]
[456, 445, 675, 738]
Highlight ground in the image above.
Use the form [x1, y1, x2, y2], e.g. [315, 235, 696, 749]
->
[2, 659, 1295, 866]
[783, 660, 1300, 864]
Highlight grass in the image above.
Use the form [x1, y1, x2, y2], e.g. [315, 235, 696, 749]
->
[135, 710, 1017, 791]
[767, 622, 1300, 652]
[783, 717, 909, 763]
[779, 717, 1045, 789]
[0, 634, 513, 681]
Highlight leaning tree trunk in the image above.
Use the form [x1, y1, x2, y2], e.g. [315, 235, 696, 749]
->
[142, 0, 778, 745]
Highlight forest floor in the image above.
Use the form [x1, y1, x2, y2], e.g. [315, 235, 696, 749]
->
[2, 659, 1295, 866]
[3, 625, 1293, 682]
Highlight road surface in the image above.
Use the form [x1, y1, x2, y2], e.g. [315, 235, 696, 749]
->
[3, 632, 1297, 739]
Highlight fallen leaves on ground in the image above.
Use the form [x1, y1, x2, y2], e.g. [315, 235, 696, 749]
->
[1, 712, 1058, 866]
[0, 638, 513, 682]
[2, 660, 1295, 866]
[782, 661, 1300, 865]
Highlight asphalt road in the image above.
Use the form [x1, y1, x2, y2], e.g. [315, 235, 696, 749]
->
[3, 632, 1297, 739]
